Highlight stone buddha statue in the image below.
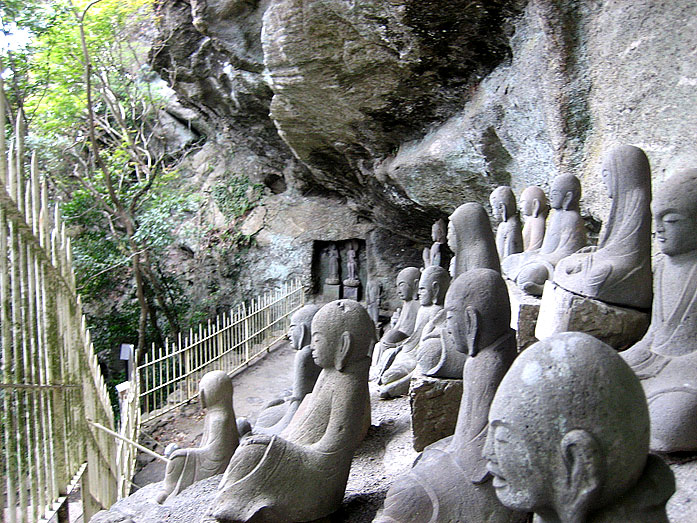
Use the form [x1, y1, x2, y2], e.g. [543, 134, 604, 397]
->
[490, 186, 524, 260]
[371, 267, 421, 370]
[251, 305, 321, 436]
[154, 371, 240, 504]
[554, 145, 652, 309]
[448, 202, 500, 278]
[377, 266, 450, 398]
[486, 332, 674, 522]
[376, 269, 525, 523]
[502, 174, 586, 295]
[519, 185, 549, 251]
[212, 300, 374, 522]
[422, 218, 448, 268]
[621, 168, 697, 452]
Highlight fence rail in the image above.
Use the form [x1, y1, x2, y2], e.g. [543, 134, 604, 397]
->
[138, 279, 304, 422]
[0, 98, 121, 521]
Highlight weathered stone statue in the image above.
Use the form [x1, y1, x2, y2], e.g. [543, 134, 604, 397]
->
[371, 267, 421, 369]
[343, 243, 360, 287]
[448, 202, 500, 278]
[622, 168, 697, 452]
[154, 371, 239, 504]
[490, 186, 524, 260]
[377, 266, 450, 398]
[377, 269, 524, 523]
[519, 185, 549, 251]
[366, 280, 381, 327]
[486, 331, 675, 522]
[502, 174, 586, 295]
[554, 145, 652, 309]
[325, 243, 340, 285]
[252, 305, 321, 436]
[422, 218, 447, 268]
[213, 300, 374, 522]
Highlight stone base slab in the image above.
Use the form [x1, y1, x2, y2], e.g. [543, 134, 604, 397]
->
[506, 279, 540, 351]
[343, 285, 359, 301]
[409, 372, 462, 452]
[536, 281, 650, 350]
[323, 283, 341, 300]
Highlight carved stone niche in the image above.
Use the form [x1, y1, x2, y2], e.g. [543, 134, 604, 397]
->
[311, 239, 367, 300]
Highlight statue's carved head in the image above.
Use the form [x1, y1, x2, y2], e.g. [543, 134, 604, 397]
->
[652, 168, 697, 257]
[396, 267, 421, 301]
[418, 266, 450, 307]
[549, 174, 582, 211]
[289, 305, 321, 350]
[199, 370, 234, 410]
[311, 300, 376, 371]
[485, 332, 649, 522]
[520, 186, 549, 218]
[601, 145, 650, 200]
[489, 186, 517, 222]
[443, 269, 509, 357]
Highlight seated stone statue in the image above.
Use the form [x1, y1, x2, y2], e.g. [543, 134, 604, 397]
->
[419, 201, 507, 379]
[622, 168, 697, 452]
[251, 305, 321, 436]
[519, 185, 549, 251]
[376, 269, 525, 523]
[212, 300, 374, 522]
[371, 267, 421, 370]
[486, 331, 675, 521]
[448, 202, 500, 278]
[422, 218, 448, 268]
[377, 266, 450, 398]
[502, 174, 586, 295]
[490, 186, 523, 260]
[554, 145, 652, 309]
[154, 371, 240, 504]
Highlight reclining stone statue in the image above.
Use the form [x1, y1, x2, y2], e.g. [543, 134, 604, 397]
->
[371, 267, 421, 371]
[250, 305, 321, 436]
[554, 145, 652, 309]
[418, 204, 506, 379]
[212, 300, 374, 522]
[377, 266, 450, 398]
[376, 269, 525, 523]
[490, 186, 523, 260]
[448, 202, 500, 278]
[502, 173, 586, 295]
[519, 185, 549, 251]
[622, 168, 697, 452]
[422, 218, 448, 268]
[486, 332, 675, 522]
[154, 371, 240, 504]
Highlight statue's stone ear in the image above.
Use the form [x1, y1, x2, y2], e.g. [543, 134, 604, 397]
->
[299, 323, 310, 349]
[533, 199, 541, 218]
[336, 331, 352, 371]
[562, 190, 574, 210]
[559, 429, 603, 522]
[431, 280, 440, 302]
[501, 203, 509, 223]
[464, 306, 480, 357]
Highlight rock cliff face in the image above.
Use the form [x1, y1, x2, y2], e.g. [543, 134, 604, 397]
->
[151, 0, 697, 305]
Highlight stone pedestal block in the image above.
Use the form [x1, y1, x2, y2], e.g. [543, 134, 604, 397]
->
[323, 283, 341, 300]
[409, 372, 462, 452]
[536, 281, 650, 351]
[507, 279, 540, 351]
[343, 285, 359, 301]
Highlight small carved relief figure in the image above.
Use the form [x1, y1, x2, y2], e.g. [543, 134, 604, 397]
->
[343, 242, 360, 287]
[422, 218, 448, 268]
[519, 185, 549, 251]
[486, 332, 675, 522]
[377, 266, 450, 398]
[252, 305, 321, 436]
[154, 371, 239, 504]
[212, 300, 374, 522]
[366, 280, 382, 326]
[555, 145, 652, 309]
[377, 270, 524, 523]
[371, 267, 421, 370]
[489, 186, 524, 260]
[448, 202, 500, 278]
[622, 168, 697, 452]
[325, 243, 340, 285]
[502, 174, 587, 295]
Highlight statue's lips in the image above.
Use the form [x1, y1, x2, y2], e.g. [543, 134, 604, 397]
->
[486, 462, 506, 488]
